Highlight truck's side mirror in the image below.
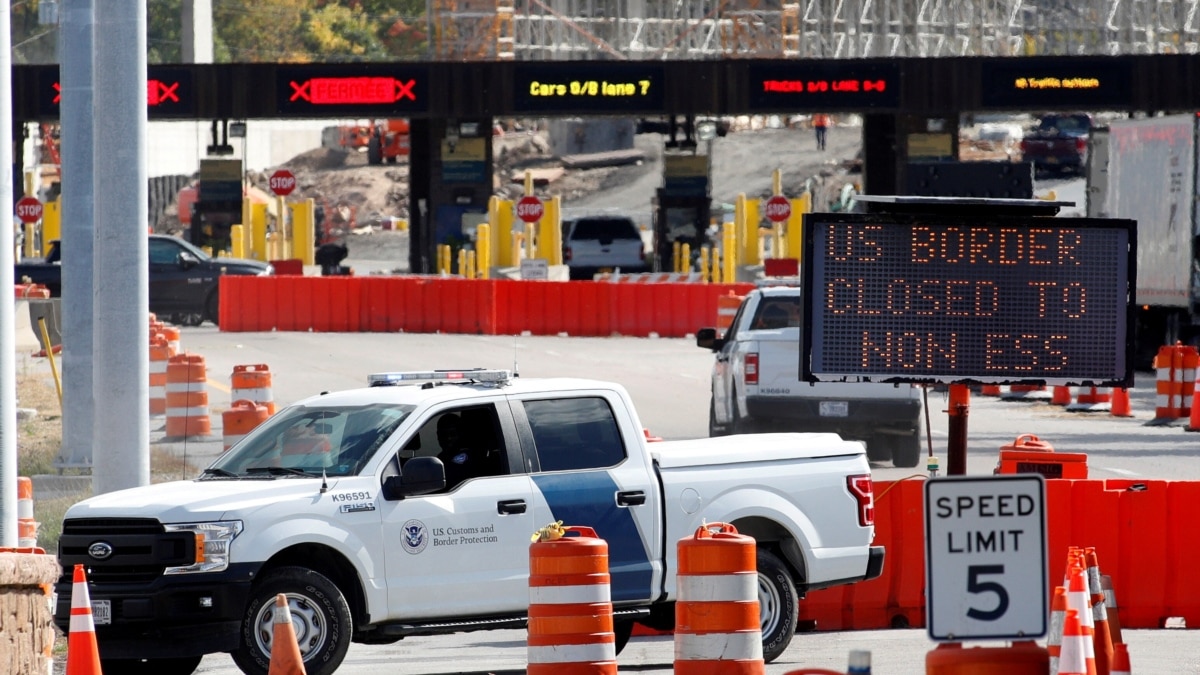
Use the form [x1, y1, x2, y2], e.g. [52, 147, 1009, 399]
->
[179, 251, 200, 270]
[696, 327, 724, 351]
[382, 456, 446, 500]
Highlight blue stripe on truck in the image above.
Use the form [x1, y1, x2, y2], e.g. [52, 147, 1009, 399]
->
[532, 472, 653, 603]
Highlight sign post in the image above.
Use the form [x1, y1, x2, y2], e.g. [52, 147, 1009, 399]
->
[268, 169, 297, 259]
[925, 475, 1048, 641]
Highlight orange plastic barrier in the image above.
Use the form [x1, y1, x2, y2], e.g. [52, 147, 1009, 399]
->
[717, 291, 743, 331]
[219, 276, 754, 336]
[796, 479, 1200, 632]
[996, 434, 1089, 479]
[222, 400, 270, 452]
[674, 522, 763, 675]
[527, 525, 616, 675]
[269, 258, 303, 275]
[231, 364, 276, 415]
[165, 353, 211, 439]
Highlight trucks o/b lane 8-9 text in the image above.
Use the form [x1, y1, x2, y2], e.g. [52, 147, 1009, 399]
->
[55, 369, 884, 675]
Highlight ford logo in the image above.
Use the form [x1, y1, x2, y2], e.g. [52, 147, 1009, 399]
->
[88, 542, 114, 561]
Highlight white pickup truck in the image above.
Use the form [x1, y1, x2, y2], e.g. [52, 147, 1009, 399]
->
[54, 368, 883, 675]
[697, 286, 924, 467]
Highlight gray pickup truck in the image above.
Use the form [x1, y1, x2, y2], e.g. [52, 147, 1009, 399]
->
[697, 285, 925, 467]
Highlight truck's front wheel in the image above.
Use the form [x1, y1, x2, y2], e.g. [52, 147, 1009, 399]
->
[231, 567, 353, 675]
[757, 549, 798, 663]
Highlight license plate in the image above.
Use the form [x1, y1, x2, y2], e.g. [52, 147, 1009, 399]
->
[819, 401, 848, 417]
[92, 600, 111, 625]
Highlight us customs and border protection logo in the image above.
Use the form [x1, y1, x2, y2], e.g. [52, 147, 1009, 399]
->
[401, 519, 428, 554]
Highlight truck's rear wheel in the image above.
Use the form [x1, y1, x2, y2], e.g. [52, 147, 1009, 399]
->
[99, 656, 202, 675]
[891, 433, 922, 468]
[231, 567, 353, 675]
[757, 549, 798, 662]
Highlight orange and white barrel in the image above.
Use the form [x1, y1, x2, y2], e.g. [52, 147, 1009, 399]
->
[716, 292, 743, 331]
[527, 525, 616, 675]
[222, 400, 270, 451]
[1155, 344, 1199, 420]
[149, 333, 175, 416]
[166, 353, 211, 438]
[17, 476, 38, 548]
[231, 364, 276, 416]
[160, 324, 182, 354]
[675, 522, 764, 675]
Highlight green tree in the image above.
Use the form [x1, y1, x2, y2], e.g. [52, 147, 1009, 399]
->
[148, 0, 183, 64]
[214, 0, 309, 62]
[302, 3, 388, 62]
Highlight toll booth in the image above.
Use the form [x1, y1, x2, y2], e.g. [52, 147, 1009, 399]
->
[653, 151, 711, 272]
[652, 191, 710, 273]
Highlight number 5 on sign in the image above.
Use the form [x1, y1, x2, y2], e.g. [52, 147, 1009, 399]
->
[924, 475, 1048, 641]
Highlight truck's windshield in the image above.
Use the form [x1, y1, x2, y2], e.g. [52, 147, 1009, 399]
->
[207, 403, 414, 477]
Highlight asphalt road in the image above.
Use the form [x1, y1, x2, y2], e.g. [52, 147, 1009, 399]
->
[111, 328, 1194, 675]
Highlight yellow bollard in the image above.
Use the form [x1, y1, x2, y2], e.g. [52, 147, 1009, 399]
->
[673, 241, 682, 273]
[466, 250, 477, 279]
[251, 202, 269, 260]
[710, 246, 722, 283]
[457, 248, 467, 278]
[493, 198, 514, 267]
[230, 225, 247, 259]
[547, 195, 563, 266]
[512, 231, 523, 263]
[787, 193, 808, 263]
[476, 222, 491, 279]
[744, 198, 761, 266]
[681, 243, 691, 273]
[23, 223, 37, 259]
[525, 222, 536, 260]
[700, 246, 710, 283]
[723, 222, 737, 284]
[289, 198, 315, 266]
[41, 196, 61, 256]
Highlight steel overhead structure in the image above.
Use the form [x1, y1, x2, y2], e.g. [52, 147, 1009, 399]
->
[435, 0, 1200, 60]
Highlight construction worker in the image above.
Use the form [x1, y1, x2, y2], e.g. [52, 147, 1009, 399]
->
[812, 113, 830, 151]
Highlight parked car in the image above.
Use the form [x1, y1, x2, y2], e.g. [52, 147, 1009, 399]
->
[13, 234, 274, 326]
[1020, 112, 1093, 176]
[562, 214, 649, 280]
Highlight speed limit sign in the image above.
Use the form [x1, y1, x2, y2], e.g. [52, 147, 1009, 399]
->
[924, 475, 1047, 641]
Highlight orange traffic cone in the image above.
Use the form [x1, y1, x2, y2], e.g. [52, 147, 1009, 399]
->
[1048, 585, 1066, 674]
[1111, 643, 1131, 674]
[1102, 574, 1125, 645]
[66, 564, 103, 675]
[1111, 387, 1133, 417]
[1058, 610, 1098, 675]
[981, 384, 1002, 396]
[1084, 548, 1115, 673]
[1064, 566, 1098, 675]
[268, 593, 307, 675]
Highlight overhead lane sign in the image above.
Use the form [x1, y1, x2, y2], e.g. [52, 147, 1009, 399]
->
[925, 475, 1048, 642]
[276, 64, 428, 116]
[39, 66, 195, 118]
[512, 62, 664, 114]
[980, 57, 1133, 109]
[748, 61, 900, 111]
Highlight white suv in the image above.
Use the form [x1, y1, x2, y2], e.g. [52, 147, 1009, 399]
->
[563, 215, 649, 280]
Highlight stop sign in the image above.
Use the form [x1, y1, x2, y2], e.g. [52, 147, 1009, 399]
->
[764, 195, 791, 223]
[516, 195, 544, 223]
[16, 196, 43, 224]
[269, 169, 297, 196]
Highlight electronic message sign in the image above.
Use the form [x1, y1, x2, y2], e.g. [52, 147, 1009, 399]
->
[980, 57, 1133, 109]
[38, 67, 196, 118]
[512, 62, 664, 114]
[748, 61, 900, 111]
[276, 64, 428, 116]
[800, 212, 1136, 386]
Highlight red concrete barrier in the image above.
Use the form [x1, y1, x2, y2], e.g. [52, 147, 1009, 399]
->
[221, 276, 751, 337]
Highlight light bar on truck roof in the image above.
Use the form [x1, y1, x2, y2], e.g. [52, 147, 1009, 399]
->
[367, 369, 512, 387]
